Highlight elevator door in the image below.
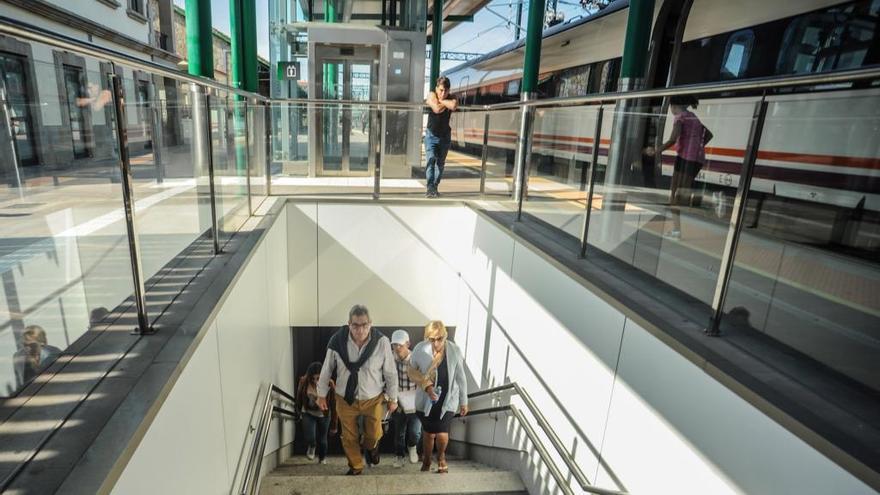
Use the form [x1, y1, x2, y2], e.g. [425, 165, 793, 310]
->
[315, 46, 379, 176]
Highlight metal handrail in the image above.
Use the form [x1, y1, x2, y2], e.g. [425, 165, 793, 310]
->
[468, 65, 880, 111]
[0, 16, 266, 102]
[239, 384, 297, 495]
[466, 382, 628, 495]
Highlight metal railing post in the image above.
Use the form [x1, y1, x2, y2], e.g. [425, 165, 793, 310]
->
[264, 100, 272, 196]
[706, 97, 768, 336]
[514, 93, 535, 220]
[479, 111, 490, 195]
[110, 68, 153, 335]
[204, 90, 222, 255]
[373, 106, 382, 200]
[579, 105, 603, 259]
[243, 99, 253, 215]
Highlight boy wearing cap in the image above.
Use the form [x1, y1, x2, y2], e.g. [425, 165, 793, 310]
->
[390, 329, 422, 467]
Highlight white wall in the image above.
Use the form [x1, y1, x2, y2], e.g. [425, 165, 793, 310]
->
[112, 206, 292, 494]
[287, 203, 462, 326]
[287, 201, 874, 495]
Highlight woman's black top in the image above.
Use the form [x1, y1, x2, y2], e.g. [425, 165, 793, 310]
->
[428, 353, 449, 419]
[426, 97, 453, 140]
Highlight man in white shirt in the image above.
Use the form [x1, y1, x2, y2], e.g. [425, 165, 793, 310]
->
[317, 305, 398, 475]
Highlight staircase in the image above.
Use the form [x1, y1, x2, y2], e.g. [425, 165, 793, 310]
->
[260, 455, 528, 495]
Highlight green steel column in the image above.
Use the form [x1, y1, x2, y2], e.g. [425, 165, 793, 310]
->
[185, 0, 214, 78]
[521, 0, 546, 94]
[230, 0, 258, 177]
[430, 0, 442, 85]
[229, 0, 257, 91]
[620, 0, 655, 87]
[324, 0, 336, 22]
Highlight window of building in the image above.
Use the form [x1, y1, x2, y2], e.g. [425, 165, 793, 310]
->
[62, 65, 89, 159]
[129, 0, 145, 14]
[0, 52, 36, 165]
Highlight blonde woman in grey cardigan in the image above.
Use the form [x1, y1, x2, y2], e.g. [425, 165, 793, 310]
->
[408, 320, 468, 474]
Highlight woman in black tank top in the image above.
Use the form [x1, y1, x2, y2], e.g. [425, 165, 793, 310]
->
[424, 76, 457, 198]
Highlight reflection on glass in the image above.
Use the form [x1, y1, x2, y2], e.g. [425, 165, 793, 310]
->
[0, 58, 135, 397]
[722, 90, 880, 393]
[587, 97, 753, 309]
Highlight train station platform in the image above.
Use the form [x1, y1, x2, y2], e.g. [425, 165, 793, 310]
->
[0, 5, 879, 495]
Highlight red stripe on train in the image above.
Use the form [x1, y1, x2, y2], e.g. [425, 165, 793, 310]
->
[457, 129, 880, 170]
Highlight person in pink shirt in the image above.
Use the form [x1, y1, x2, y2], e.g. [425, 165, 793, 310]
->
[658, 95, 713, 239]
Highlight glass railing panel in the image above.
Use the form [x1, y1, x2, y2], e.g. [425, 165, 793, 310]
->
[212, 91, 250, 241]
[247, 100, 268, 204]
[268, 101, 308, 193]
[521, 105, 601, 241]
[587, 99, 754, 309]
[483, 108, 518, 197]
[121, 74, 211, 285]
[0, 55, 135, 396]
[721, 90, 880, 393]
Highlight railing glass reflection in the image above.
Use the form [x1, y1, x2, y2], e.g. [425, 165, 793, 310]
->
[0, 56, 136, 396]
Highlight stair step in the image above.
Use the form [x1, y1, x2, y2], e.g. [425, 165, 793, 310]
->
[260, 456, 527, 495]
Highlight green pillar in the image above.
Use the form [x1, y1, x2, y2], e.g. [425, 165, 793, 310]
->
[430, 0, 442, 85]
[521, 0, 546, 94]
[230, 0, 257, 92]
[185, 0, 213, 78]
[230, 0, 257, 177]
[324, 0, 337, 22]
[620, 0, 655, 86]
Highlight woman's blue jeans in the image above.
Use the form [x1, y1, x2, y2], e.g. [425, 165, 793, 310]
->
[301, 413, 330, 460]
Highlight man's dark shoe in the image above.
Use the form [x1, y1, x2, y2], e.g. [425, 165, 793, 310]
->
[366, 447, 380, 466]
[346, 468, 363, 475]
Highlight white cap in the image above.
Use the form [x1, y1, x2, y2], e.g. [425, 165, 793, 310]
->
[391, 329, 410, 346]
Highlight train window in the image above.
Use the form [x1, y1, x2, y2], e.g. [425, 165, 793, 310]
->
[505, 79, 520, 97]
[558, 64, 591, 97]
[594, 59, 620, 93]
[777, 0, 880, 75]
[721, 30, 754, 79]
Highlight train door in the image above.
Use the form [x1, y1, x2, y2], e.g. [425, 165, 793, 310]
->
[645, 0, 696, 182]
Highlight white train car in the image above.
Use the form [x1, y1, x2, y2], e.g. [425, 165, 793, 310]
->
[444, 0, 880, 248]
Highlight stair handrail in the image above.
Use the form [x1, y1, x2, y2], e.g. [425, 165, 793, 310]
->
[466, 382, 628, 495]
[239, 383, 298, 495]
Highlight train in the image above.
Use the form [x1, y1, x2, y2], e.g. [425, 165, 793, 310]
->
[443, 0, 880, 256]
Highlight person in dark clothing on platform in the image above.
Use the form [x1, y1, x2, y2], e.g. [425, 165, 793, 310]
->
[424, 76, 458, 198]
[408, 320, 468, 474]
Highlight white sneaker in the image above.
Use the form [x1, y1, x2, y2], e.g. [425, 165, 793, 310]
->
[408, 446, 418, 464]
[393, 456, 404, 468]
[306, 445, 316, 460]
[319, 458, 327, 465]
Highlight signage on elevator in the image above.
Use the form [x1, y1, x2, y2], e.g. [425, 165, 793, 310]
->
[277, 62, 301, 81]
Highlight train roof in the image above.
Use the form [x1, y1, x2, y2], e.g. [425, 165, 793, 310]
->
[442, 0, 629, 77]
